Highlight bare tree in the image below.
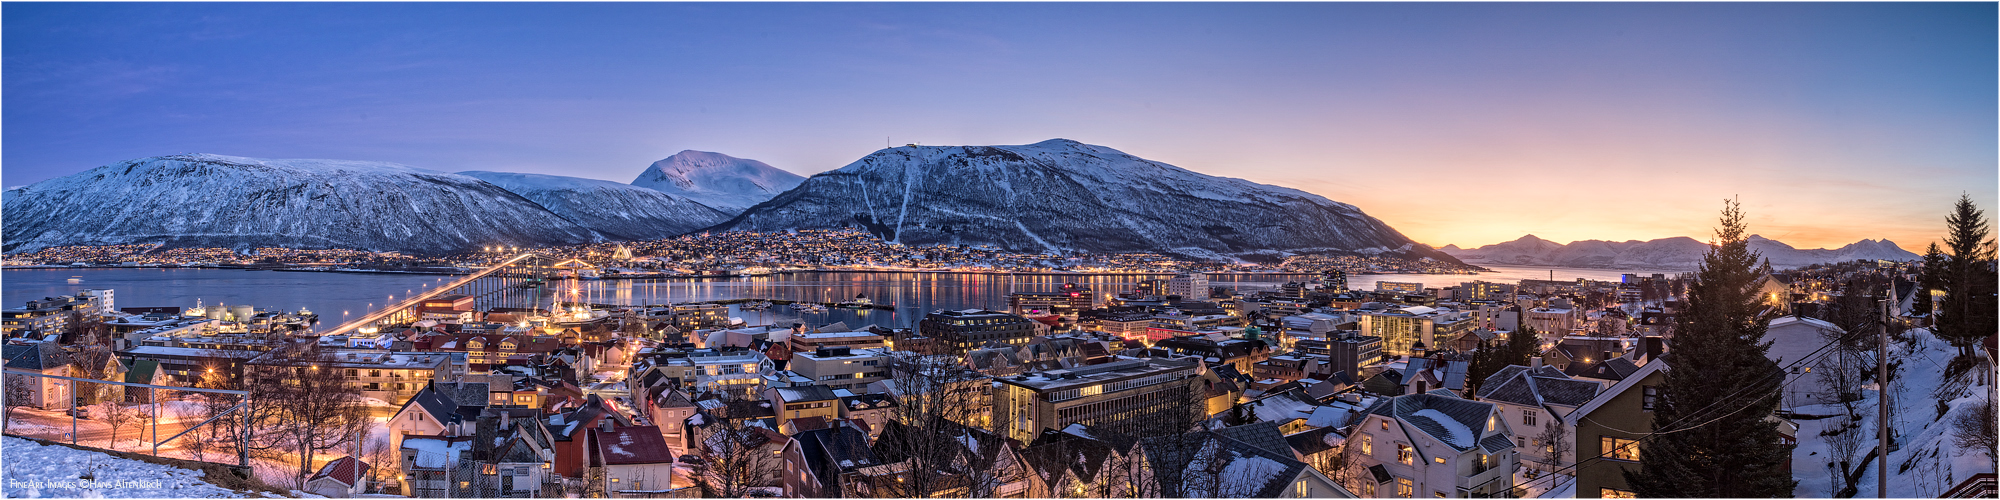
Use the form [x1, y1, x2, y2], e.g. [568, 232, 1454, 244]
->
[1113, 395, 1209, 499]
[98, 400, 140, 450]
[1536, 420, 1571, 471]
[68, 346, 120, 407]
[1952, 396, 1997, 463]
[691, 417, 785, 498]
[244, 343, 371, 488]
[4, 374, 33, 432]
[1826, 414, 1864, 494]
[874, 351, 1018, 498]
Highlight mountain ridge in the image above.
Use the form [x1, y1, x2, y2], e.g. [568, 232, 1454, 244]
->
[706, 138, 1461, 263]
[1440, 234, 1919, 270]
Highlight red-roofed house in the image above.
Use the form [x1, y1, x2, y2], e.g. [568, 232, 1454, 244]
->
[306, 456, 373, 497]
[590, 425, 677, 494]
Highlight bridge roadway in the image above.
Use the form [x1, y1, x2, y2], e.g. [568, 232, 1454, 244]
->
[316, 252, 541, 337]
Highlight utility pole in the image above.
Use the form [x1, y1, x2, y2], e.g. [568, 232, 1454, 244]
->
[1878, 295, 1889, 498]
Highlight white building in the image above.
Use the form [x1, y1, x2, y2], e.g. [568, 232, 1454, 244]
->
[1347, 393, 1519, 498]
[1167, 273, 1210, 299]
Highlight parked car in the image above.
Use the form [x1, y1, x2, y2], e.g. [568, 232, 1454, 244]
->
[67, 407, 91, 419]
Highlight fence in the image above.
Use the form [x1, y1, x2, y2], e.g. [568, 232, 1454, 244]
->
[2, 368, 251, 466]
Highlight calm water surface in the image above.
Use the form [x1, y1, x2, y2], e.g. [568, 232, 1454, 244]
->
[3, 264, 1675, 329]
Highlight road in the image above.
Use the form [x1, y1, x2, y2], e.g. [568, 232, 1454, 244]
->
[7, 407, 200, 452]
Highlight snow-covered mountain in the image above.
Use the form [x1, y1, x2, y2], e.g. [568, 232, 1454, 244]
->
[1442, 234, 1919, 270]
[707, 139, 1459, 262]
[2, 154, 604, 254]
[458, 171, 729, 240]
[630, 151, 805, 213]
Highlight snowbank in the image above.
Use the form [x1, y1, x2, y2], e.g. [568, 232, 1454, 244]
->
[2, 436, 258, 498]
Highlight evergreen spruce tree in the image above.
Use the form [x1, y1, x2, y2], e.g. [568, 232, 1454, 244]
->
[1914, 243, 1946, 318]
[1625, 199, 1797, 497]
[1508, 325, 1540, 366]
[1936, 194, 1997, 359]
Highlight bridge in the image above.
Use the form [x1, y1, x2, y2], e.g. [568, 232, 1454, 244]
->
[317, 252, 557, 337]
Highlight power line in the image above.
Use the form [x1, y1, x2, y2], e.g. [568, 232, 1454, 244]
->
[1511, 321, 1866, 493]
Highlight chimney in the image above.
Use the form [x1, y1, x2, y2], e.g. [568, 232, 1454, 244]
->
[1644, 336, 1663, 363]
[501, 412, 512, 429]
[598, 418, 613, 432]
[1530, 357, 1542, 370]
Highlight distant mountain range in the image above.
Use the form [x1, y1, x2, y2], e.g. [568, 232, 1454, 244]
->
[1438, 234, 1919, 270]
[706, 139, 1459, 262]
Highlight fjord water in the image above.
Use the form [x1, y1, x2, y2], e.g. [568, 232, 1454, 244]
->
[2, 265, 1667, 330]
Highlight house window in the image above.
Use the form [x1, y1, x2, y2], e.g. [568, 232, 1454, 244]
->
[1397, 444, 1413, 465]
[1601, 488, 1638, 498]
[1433, 492, 1446, 498]
[1397, 478, 1413, 497]
[1380, 420, 1389, 431]
[1362, 435, 1373, 455]
[1601, 436, 1640, 461]
[1524, 409, 1537, 426]
[1295, 479, 1307, 497]
[1364, 482, 1376, 497]
[1642, 386, 1657, 411]
[1433, 456, 1446, 464]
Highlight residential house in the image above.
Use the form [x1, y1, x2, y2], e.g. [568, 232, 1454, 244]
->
[591, 425, 678, 495]
[786, 420, 879, 498]
[304, 456, 372, 498]
[1019, 424, 1138, 498]
[2, 342, 72, 409]
[836, 392, 897, 440]
[1346, 393, 1518, 497]
[120, 359, 165, 403]
[766, 385, 841, 431]
[1473, 363, 1600, 473]
[1563, 357, 1667, 498]
[1132, 421, 1356, 498]
[869, 419, 1032, 498]
[1766, 316, 1846, 411]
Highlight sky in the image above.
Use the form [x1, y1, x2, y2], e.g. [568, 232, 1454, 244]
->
[5, 3, 1994, 251]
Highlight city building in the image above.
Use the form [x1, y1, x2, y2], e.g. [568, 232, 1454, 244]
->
[788, 346, 887, 391]
[1007, 283, 1095, 318]
[1323, 269, 1350, 294]
[1523, 308, 1581, 336]
[789, 330, 887, 352]
[245, 348, 456, 405]
[1460, 281, 1517, 302]
[994, 357, 1205, 444]
[1360, 306, 1476, 357]
[1297, 334, 1384, 380]
[1377, 281, 1425, 294]
[1166, 273, 1211, 299]
[916, 309, 1039, 354]
[119, 345, 266, 386]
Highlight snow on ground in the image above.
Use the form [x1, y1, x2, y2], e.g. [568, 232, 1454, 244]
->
[1514, 469, 1573, 498]
[1790, 327, 1996, 498]
[3, 436, 255, 498]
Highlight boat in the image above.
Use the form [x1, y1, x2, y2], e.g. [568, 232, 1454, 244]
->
[838, 293, 873, 309]
[66, 276, 82, 284]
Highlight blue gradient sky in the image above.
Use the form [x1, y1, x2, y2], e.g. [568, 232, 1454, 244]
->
[6, 3, 1993, 250]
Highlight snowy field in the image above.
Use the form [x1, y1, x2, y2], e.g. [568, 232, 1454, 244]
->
[1, 436, 284, 498]
[1790, 327, 1996, 497]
